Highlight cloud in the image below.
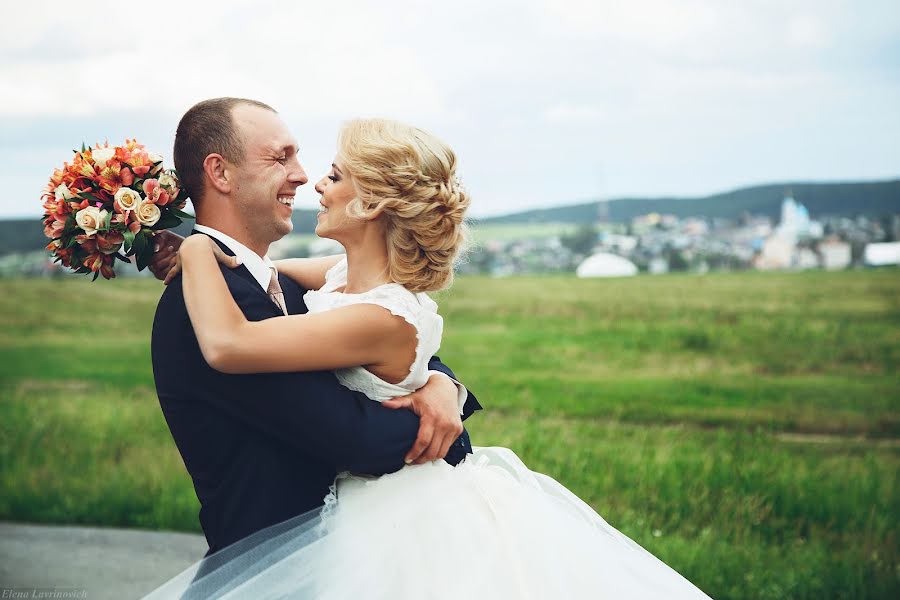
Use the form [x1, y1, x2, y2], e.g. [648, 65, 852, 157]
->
[2, 0, 898, 219]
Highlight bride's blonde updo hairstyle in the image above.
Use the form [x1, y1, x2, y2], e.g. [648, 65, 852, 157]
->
[338, 118, 470, 293]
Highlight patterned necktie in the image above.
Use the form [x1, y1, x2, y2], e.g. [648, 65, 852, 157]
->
[267, 267, 289, 316]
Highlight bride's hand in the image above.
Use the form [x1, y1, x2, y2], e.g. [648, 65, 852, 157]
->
[163, 235, 242, 285]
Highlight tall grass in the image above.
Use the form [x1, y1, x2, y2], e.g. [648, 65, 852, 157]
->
[1, 269, 898, 599]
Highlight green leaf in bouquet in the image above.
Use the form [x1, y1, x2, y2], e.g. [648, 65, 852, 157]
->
[113, 252, 131, 264]
[168, 207, 195, 220]
[103, 210, 113, 231]
[123, 229, 136, 254]
[135, 247, 152, 271]
[77, 191, 98, 204]
[132, 229, 148, 258]
[63, 215, 77, 234]
[151, 212, 182, 230]
[92, 270, 100, 281]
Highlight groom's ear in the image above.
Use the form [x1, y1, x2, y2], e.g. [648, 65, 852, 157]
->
[203, 153, 232, 194]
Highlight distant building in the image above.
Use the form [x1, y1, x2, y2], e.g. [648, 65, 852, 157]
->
[682, 218, 709, 236]
[631, 213, 678, 232]
[796, 248, 820, 270]
[576, 252, 639, 278]
[818, 238, 852, 270]
[778, 193, 823, 238]
[756, 192, 830, 270]
[598, 233, 638, 254]
[864, 242, 900, 266]
[755, 232, 795, 270]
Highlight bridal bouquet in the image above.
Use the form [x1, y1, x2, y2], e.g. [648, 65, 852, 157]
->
[40, 140, 192, 279]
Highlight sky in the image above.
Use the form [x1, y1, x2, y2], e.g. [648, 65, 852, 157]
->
[2, 0, 898, 219]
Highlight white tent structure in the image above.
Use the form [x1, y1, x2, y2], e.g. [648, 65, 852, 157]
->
[576, 252, 639, 278]
[864, 242, 900, 266]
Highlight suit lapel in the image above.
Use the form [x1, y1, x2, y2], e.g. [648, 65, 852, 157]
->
[278, 273, 309, 315]
[190, 230, 302, 316]
[189, 230, 269, 297]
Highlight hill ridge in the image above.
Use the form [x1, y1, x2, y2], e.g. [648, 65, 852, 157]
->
[477, 179, 900, 225]
[4, 179, 898, 255]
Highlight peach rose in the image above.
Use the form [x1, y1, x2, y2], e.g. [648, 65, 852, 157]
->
[55, 183, 75, 201]
[135, 200, 161, 227]
[114, 187, 142, 212]
[75, 206, 109, 237]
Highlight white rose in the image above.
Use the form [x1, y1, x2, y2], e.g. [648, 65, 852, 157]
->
[135, 200, 161, 227]
[114, 187, 142, 212]
[93, 147, 116, 168]
[75, 207, 109, 237]
[158, 172, 177, 192]
[54, 183, 75, 201]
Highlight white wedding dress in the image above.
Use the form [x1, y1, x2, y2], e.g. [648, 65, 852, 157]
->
[145, 258, 712, 599]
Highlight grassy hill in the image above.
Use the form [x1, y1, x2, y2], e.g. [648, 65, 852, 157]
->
[1, 270, 898, 599]
[478, 179, 900, 225]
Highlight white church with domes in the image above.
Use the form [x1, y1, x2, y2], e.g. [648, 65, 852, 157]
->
[776, 194, 823, 239]
[754, 193, 824, 270]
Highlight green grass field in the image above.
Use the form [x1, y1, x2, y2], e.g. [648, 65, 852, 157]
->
[1, 269, 897, 599]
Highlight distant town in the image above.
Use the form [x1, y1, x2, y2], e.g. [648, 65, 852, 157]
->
[1, 191, 898, 279]
[451, 194, 900, 277]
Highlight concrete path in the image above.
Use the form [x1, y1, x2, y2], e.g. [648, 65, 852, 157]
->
[0, 521, 207, 600]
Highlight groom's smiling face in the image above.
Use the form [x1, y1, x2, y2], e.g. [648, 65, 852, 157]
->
[229, 104, 308, 246]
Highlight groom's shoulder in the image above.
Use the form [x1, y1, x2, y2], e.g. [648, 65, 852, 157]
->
[152, 277, 187, 341]
[159, 263, 258, 300]
[154, 266, 273, 330]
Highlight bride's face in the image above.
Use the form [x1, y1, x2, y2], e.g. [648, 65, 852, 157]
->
[314, 158, 360, 241]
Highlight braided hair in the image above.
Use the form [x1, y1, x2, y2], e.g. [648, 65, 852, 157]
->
[338, 119, 470, 292]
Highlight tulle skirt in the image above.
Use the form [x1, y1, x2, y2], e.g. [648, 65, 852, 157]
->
[144, 447, 712, 599]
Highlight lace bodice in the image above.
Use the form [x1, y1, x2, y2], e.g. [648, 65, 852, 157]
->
[302, 257, 443, 402]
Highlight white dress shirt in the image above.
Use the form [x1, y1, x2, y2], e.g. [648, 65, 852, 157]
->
[193, 225, 276, 292]
[191, 225, 469, 414]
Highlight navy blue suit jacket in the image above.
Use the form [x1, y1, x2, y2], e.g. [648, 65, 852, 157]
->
[151, 236, 480, 555]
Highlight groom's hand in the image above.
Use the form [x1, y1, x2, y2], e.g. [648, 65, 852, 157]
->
[148, 231, 184, 281]
[383, 373, 464, 465]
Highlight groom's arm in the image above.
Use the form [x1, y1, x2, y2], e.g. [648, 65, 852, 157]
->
[230, 348, 478, 473]
[156, 274, 472, 475]
[382, 359, 481, 464]
[203, 369, 429, 474]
